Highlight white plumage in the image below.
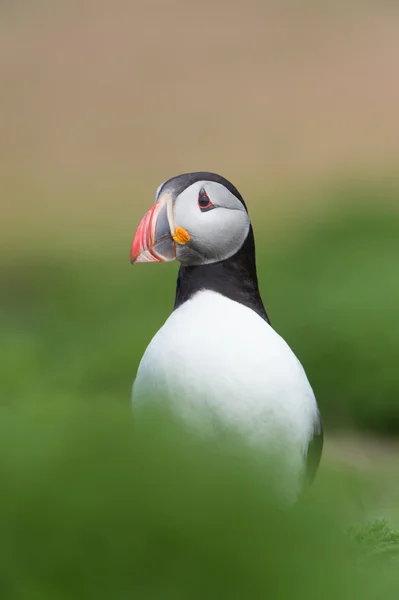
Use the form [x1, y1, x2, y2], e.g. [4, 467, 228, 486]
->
[133, 290, 319, 500]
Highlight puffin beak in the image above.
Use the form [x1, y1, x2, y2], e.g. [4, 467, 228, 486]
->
[131, 194, 191, 264]
[131, 194, 177, 264]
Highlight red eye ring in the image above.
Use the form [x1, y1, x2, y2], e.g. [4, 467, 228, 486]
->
[198, 188, 214, 212]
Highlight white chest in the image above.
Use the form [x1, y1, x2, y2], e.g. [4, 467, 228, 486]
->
[133, 291, 318, 463]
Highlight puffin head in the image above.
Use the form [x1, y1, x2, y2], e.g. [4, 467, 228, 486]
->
[131, 172, 250, 266]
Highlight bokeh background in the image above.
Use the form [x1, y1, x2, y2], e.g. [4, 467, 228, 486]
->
[1, 1, 399, 597]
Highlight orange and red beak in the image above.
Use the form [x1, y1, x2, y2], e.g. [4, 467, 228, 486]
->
[131, 194, 191, 264]
[130, 194, 176, 264]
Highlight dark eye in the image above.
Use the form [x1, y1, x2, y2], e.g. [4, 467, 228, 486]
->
[198, 188, 214, 212]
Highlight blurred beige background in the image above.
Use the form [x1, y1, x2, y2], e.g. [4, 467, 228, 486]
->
[1, 1, 398, 243]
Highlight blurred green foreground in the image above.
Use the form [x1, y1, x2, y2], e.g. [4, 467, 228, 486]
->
[0, 404, 398, 599]
[1, 185, 399, 596]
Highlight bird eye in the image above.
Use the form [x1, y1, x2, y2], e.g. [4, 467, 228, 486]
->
[198, 188, 214, 212]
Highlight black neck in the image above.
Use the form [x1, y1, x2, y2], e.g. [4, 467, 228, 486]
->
[173, 226, 270, 323]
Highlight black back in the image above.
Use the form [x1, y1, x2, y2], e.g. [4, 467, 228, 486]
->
[306, 413, 323, 485]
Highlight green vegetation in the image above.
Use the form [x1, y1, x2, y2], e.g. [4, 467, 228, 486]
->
[264, 204, 399, 434]
[0, 404, 398, 598]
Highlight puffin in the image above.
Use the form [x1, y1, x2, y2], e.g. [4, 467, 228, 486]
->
[130, 172, 323, 501]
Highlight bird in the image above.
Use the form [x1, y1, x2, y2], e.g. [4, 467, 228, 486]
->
[130, 172, 322, 502]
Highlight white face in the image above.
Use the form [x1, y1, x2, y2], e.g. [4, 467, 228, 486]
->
[172, 181, 250, 266]
[131, 174, 251, 266]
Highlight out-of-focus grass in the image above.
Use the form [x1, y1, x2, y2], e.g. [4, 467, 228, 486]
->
[2, 189, 398, 433]
[266, 205, 399, 434]
[0, 402, 398, 599]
